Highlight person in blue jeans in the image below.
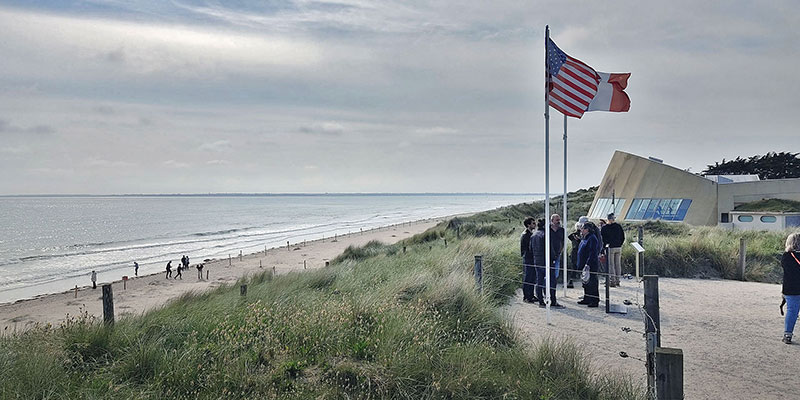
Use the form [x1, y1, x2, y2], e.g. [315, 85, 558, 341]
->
[781, 232, 800, 344]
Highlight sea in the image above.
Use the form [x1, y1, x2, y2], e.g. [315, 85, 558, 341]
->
[0, 194, 536, 304]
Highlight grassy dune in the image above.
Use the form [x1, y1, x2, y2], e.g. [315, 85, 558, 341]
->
[0, 220, 642, 399]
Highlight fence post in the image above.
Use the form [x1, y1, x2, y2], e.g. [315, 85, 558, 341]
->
[474, 255, 483, 293]
[239, 251, 242, 261]
[643, 275, 661, 346]
[304, 260, 307, 269]
[638, 226, 644, 275]
[287, 241, 290, 251]
[403, 246, 406, 253]
[240, 284, 247, 296]
[102, 284, 114, 325]
[655, 347, 684, 400]
[738, 238, 747, 281]
[228, 254, 231, 266]
[646, 332, 657, 397]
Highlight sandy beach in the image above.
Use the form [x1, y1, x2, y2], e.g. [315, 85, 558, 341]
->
[506, 278, 799, 400]
[0, 218, 442, 333]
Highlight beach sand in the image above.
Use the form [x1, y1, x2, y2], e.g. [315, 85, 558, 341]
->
[506, 278, 799, 400]
[0, 219, 442, 333]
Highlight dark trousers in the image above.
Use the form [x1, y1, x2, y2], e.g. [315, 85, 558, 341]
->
[535, 266, 558, 305]
[523, 265, 538, 300]
[582, 267, 599, 305]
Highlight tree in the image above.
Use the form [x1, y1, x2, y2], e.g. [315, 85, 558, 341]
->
[702, 152, 800, 180]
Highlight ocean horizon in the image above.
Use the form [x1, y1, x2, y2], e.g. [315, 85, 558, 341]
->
[0, 193, 538, 304]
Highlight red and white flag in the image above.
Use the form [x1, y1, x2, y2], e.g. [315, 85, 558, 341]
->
[588, 72, 631, 112]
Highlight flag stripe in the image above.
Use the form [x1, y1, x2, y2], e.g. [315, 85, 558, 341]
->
[552, 82, 593, 106]
[553, 74, 595, 102]
[549, 91, 585, 115]
[559, 64, 598, 92]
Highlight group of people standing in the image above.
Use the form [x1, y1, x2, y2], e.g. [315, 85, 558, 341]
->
[165, 255, 204, 280]
[520, 212, 625, 308]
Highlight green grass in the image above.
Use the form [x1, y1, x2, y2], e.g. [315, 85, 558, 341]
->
[734, 198, 800, 212]
[0, 223, 643, 399]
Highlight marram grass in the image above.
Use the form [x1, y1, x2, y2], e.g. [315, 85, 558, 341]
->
[1, 229, 643, 399]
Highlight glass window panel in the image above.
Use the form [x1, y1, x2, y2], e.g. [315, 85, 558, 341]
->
[644, 199, 659, 219]
[635, 199, 650, 220]
[738, 215, 753, 222]
[675, 199, 692, 221]
[590, 199, 604, 218]
[787, 216, 800, 227]
[760, 216, 777, 223]
[614, 199, 626, 217]
[626, 199, 642, 220]
[654, 199, 671, 220]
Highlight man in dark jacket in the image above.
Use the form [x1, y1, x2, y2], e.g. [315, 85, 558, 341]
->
[601, 213, 625, 287]
[520, 217, 538, 303]
[531, 218, 565, 308]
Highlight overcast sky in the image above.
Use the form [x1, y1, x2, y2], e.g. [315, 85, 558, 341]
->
[1, 1, 798, 194]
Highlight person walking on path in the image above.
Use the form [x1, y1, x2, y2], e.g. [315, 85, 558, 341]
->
[577, 222, 601, 307]
[196, 263, 204, 280]
[520, 217, 538, 304]
[134, 261, 139, 277]
[781, 232, 800, 344]
[601, 213, 625, 287]
[166, 261, 172, 279]
[531, 218, 564, 308]
[174, 262, 183, 280]
[91, 270, 97, 289]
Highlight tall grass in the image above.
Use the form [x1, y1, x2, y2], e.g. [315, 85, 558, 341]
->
[0, 230, 643, 399]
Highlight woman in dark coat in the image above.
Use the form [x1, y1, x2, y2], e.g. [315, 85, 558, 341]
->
[576, 221, 601, 307]
[782, 232, 800, 344]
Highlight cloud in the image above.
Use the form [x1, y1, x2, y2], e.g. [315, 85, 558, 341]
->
[85, 159, 135, 168]
[414, 126, 459, 136]
[0, 119, 54, 135]
[299, 122, 345, 136]
[198, 140, 232, 152]
[206, 159, 230, 165]
[163, 160, 190, 168]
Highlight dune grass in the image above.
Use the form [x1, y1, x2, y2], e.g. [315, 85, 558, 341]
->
[0, 228, 643, 399]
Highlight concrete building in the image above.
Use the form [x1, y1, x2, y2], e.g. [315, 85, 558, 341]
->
[587, 151, 800, 228]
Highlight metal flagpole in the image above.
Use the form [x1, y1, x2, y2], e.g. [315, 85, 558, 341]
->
[544, 26, 552, 324]
[563, 114, 568, 298]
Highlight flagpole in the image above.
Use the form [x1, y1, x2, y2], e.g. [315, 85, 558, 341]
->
[563, 113, 568, 298]
[544, 25, 552, 324]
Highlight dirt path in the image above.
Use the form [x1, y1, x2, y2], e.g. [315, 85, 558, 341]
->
[505, 278, 799, 399]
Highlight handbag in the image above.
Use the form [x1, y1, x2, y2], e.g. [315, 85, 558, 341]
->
[581, 264, 590, 284]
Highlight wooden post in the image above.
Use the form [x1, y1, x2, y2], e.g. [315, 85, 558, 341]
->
[738, 238, 746, 281]
[474, 255, 483, 293]
[259, 260, 262, 268]
[74, 285, 78, 298]
[643, 275, 661, 346]
[122, 276, 127, 290]
[403, 246, 406, 253]
[102, 284, 114, 325]
[287, 241, 290, 251]
[444, 238, 447, 247]
[325, 261, 329, 267]
[304, 260, 307, 269]
[228, 254, 231, 266]
[646, 332, 657, 396]
[655, 347, 684, 400]
[239, 251, 242, 261]
[240, 284, 247, 296]
[206, 270, 209, 280]
[638, 226, 644, 275]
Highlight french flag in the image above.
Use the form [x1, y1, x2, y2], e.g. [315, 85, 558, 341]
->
[587, 72, 631, 112]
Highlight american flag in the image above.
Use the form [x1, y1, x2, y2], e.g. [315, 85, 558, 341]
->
[547, 38, 599, 119]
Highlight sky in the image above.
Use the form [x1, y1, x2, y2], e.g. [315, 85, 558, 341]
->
[1, 1, 798, 194]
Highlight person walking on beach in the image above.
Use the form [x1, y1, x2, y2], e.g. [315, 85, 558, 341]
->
[196, 263, 204, 280]
[166, 261, 172, 279]
[577, 222, 601, 307]
[174, 261, 183, 280]
[520, 217, 538, 304]
[781, 232, 800, 344]
[91, 270, 97, 289]
[601, 213, 625, 287]
[134, 261, 139, 277]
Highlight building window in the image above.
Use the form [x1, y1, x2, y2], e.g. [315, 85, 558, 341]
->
[760, 216, 777, 223]
[738, 215, 754, 222]
[624, 198, 692, 221]
[721, 213, 730, 223]
[590, 198, 626, 219]
[787, 216, 800, 227]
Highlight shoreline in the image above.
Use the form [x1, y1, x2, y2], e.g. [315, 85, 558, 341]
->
[0, 217, 448, 333]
